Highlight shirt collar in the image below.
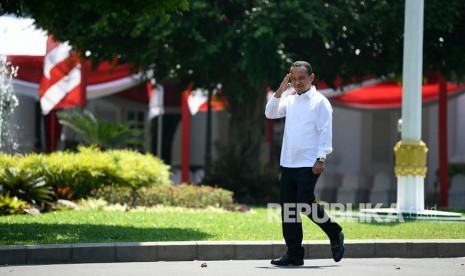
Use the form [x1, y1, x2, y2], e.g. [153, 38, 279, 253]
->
[296, 86, 316, 99]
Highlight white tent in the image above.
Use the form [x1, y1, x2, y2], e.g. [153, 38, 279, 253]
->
[0, 15, 46, 56]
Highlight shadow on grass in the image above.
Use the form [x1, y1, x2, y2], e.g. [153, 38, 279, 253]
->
[0, 223, 212, 245]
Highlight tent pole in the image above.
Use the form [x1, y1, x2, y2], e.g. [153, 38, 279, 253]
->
[438, 74, 448, 207]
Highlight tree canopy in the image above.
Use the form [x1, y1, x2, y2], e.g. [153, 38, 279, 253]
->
[3, 1, 464, 86]
[3, 0, 464, 88]
[0, 0, 188, 67]
[2, 0, 465, 202]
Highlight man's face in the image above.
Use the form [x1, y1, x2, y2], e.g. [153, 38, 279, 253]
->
[289, 66, 314, 94]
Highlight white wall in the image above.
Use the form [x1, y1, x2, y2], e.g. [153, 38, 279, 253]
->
[171, 111, 229, 167]
[451, 93, 465, 163]
[425, 94, 464, 190]
[12, 94, 37, 152]
[331, 107, 363, 173]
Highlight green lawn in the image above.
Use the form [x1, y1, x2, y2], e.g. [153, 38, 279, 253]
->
[1, 207, 464, 246]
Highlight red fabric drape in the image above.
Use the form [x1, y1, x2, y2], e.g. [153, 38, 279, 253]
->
[181, 83, 194, 183]
[43, 110, 62, 153]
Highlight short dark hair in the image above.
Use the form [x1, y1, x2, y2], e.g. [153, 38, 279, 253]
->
[291, 61, 313, 75]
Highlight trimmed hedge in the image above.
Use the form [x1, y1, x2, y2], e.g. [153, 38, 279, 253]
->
[94, 184, 234, 209]
[0, 146, 171, 199]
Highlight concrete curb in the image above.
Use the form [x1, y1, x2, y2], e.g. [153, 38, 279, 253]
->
[1, 240, 465, 265]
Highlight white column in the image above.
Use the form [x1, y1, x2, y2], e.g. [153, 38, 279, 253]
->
[397, 0, 425, 214]
[397, 175, 425, 212]
[401, 0, 424, 141]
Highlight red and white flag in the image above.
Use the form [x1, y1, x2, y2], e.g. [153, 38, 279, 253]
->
[39, 35, 86, 115]
[146, 81, 164, 119]
[187, 88, 208, 115]
[187, 88, 227, 115]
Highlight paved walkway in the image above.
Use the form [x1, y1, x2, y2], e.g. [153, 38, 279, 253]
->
[1, 240, 465, 265]
[1, 258, 465, 276]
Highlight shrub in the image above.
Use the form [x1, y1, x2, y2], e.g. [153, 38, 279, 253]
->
[0, 168, 53, 207]
[44, 147, 120, 198]
[76, 197, 109, 210]
[0, 192, 27, 215]
[105, 148, 171, 189]
[56, 108, 143, 150]
[203, 147, 280, 204]
[94, 184, 235, 209]
[0, 146, 171, 200]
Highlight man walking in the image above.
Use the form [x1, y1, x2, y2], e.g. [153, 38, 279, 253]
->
[265, 61, 344, 266]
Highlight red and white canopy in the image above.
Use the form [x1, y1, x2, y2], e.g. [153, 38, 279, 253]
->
[319, 79, 465, 109]
[8, 55, 144, 101]
[1, 15, 146, 103]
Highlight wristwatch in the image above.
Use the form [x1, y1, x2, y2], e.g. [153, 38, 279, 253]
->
[316, 158, 326, 163]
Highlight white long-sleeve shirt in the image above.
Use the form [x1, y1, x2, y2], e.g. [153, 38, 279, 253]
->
[265, 86, 333, 168]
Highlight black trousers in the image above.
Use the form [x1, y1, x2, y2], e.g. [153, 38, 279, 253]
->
[280, 166, 342, 258]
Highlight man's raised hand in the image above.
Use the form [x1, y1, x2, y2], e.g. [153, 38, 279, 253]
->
[274, 73, 291, 98]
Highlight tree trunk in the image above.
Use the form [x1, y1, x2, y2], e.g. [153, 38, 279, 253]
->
[204, 82, 276, 203]
[226, 86, 267, 170]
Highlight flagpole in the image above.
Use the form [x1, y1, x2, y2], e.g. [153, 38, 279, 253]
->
[157, 102, 163, 158]
[146, 80, 164, 158]
[395, 0, 426, 214]
[438, 75, 448, 207]
[181, 86, 192, 183]
[205, 88, 212, 177]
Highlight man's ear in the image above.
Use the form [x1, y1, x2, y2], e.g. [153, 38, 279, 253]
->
[310, 73, 315, 82]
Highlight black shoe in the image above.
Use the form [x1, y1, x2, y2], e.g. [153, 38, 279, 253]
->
[271, 254, 304, 266]
[330, 231, 345, 262]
